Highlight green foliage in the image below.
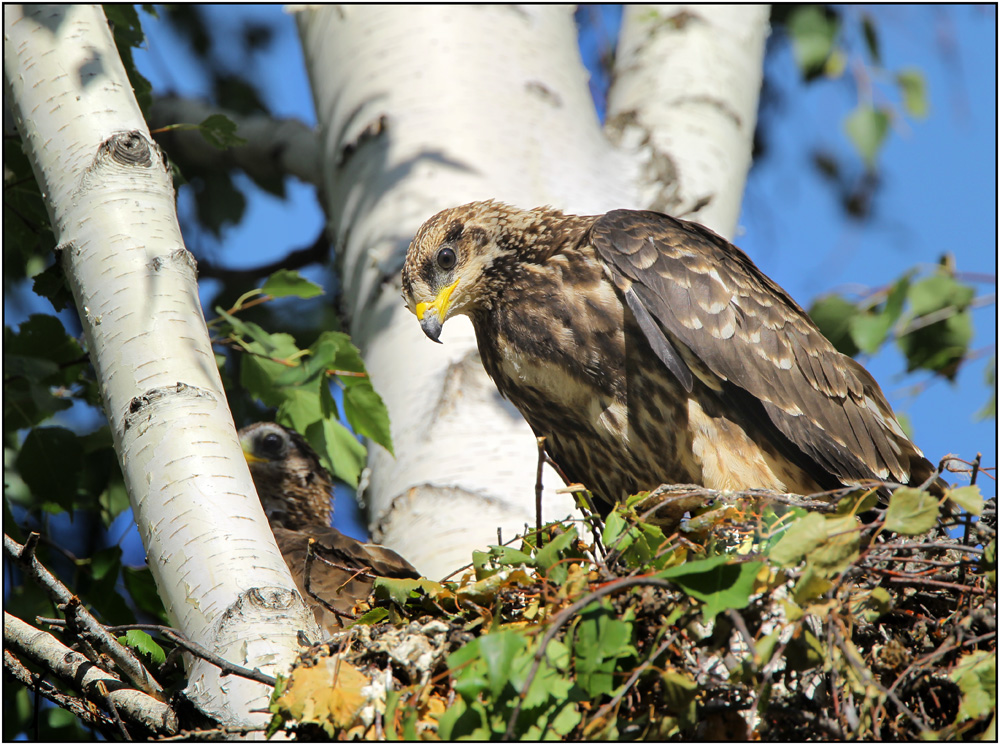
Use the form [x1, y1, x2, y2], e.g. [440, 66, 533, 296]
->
[440, 632, 582, 739]
[896, 68, 929, 118]
[883, 487, 941, 535]
[844, 105, 890, 171]
[118, 629, 166, 666]
[197, 113, 248, 149]
[786, 5, 840, 79]
[809, 262, 986, 394]
[211, 269, 393, 486]
[656, 555, 763, 622]
[270, 482, 992, 740]
[779, 6, 930, 172]
[4, 315, 85, 434]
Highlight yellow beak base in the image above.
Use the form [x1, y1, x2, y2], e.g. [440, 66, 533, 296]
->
[416, 278, 459, 343]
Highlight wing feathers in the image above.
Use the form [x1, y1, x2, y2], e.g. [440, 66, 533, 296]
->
[590, 209, 925, 488]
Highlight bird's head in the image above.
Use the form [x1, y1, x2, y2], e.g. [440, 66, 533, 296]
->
[401, 200, 570, 342]
[238, 422, 332, 529]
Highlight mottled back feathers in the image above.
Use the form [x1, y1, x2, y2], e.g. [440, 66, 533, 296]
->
[402, 201, 940, 506]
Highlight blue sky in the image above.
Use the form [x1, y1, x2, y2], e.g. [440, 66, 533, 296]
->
[12, 6, 994, 557]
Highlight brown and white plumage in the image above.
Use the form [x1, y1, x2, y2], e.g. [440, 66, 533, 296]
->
[401, 201, 941, 509]
[239, 422, 419, 631]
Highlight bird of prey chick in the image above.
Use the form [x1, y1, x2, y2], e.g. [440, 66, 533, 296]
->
[239, 422, 419, 632]
[402, 201, 943, 511]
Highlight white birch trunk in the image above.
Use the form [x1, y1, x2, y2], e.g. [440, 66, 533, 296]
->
[294, 5, 768, 580]
[4, 4, 316, 726]
[296, 5, 638, 579]
[608, 5, 769, 239]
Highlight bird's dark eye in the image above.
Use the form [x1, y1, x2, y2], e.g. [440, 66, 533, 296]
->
[436, 246, 457, 271]
[260, 431, 285, 457]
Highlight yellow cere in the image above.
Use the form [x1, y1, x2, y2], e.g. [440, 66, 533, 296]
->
[417, 278, 460, 321]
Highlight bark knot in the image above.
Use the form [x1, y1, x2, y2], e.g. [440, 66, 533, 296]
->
[101, 131, 153, 168]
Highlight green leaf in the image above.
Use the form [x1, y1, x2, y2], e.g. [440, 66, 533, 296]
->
[307, 418, 366, 487]
[479, 630, 526, 699]
[91, 546, 122, 581]
[260, 269, 324, 299]
[806, 514, 860, 576]
[896, 68, 929, 119]
[847, 275, 910, 354]
[16, 426, 83, 511]
[31, 261, 72, 312]
[946, 485, 984, 516]
[352, 607, 389, 625]
[976, 361, 995, 420]
[907, 275, 974, 316]
[493, 546, 535, 567]
[884, 487, 940, 535]
[533, 527, 582, 584]
[276, 386, 323, 436]
[572, 602, 635, 697]
[6, 314, 85, 375]
[656, 556, 763, 622]
[342, 383, 394, 455]
[373, 577, 434, 606]
[808, 294, 861, 356]
[844, 105, 890, 170]
[195, 171, 246, 236]
[103, 4, 153, 114]
[122, 566, 168, 625]
[436, 696, 488, 740]
[787, 5, 840, 78]
[951, 651, 996, 723]
[897, 309, 973, 379]
[770, 512, 829, 566]
[117, 629, 165, 666]
[199, 113, 247, 149]
[661, 669, 698, 727]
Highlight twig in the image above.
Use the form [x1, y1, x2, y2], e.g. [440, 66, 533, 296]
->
[502, 576, 676, 740]
[873, 541, 983, 555]
[3, 532, 163, 699]
[4, 613, 178, 735]
[37, 617, 277, 688]
[831, 618, 930, 736]
[535, 437, 546, 548]
[864, 570, 987, 595]
[4, 650, 119, 737]
[152, 726, 270, 742]
[959, 453, 983, 586]
[98, 679, 133, 741]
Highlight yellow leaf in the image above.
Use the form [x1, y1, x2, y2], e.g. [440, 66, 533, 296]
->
[276, 656, 370, 736]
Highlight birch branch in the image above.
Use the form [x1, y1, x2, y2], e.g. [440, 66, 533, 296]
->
[4, 613, 178, 737]
[3, 532, 162, 698]
[607, 4, 770, 239]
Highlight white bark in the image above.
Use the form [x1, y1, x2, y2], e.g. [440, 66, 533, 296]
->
[297, 5, 640, 579]
[607, 5, 769, 239]
[5, 613, 178, 735]
[4, 4, 317, 726]
[295, 5, 767, 580]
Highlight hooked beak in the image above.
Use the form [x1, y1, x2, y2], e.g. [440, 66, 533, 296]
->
[415, 278, 459, 344]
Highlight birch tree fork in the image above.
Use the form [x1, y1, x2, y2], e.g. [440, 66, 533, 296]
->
[4, 5, 317, 726]
[295, 5, 768, 578]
